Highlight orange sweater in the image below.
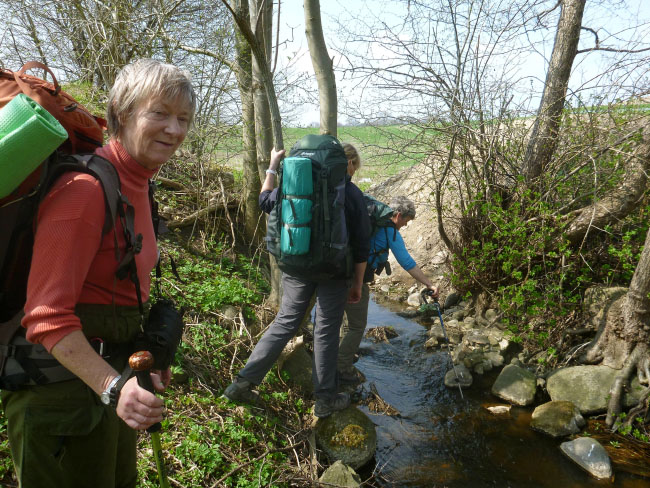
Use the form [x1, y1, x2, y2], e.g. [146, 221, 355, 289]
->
[22, 140, 158, 352]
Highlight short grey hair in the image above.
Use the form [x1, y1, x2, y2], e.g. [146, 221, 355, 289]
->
[107, 59, 196, 136]
[390, 196, 416, 219]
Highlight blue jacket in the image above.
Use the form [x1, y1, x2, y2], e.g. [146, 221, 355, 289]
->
[368, 225, 416, 273]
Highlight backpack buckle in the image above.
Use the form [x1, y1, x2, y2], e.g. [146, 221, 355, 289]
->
[0, 344, 16, 357]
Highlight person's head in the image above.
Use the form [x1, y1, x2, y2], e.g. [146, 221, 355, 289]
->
[389, 196, 416, 229]
[107, 59, 196, 170]
[343, 143, 361, 177]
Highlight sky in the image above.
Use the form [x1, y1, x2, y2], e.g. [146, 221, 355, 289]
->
[274, 0, 650, 126]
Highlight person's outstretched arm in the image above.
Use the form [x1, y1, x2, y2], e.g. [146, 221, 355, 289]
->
[406, 265, 439, 297]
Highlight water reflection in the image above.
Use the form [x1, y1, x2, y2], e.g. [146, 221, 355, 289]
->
[356, 295, 649, 487]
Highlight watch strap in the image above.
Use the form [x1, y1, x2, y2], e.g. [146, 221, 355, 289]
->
[110, 366, 132, 408]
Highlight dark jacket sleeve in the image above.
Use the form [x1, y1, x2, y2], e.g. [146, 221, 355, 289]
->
[259, 188, 278, 214]
[345, 181, 371, 263]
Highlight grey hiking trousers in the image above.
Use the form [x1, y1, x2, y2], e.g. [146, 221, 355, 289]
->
[238, 273, 349, 400]
[338, 283, 370, 373]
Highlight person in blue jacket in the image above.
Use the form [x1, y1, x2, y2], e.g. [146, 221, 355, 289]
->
[338, 195, 439, 384]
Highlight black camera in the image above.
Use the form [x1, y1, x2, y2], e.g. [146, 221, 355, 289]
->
[134, 299, 185, 370]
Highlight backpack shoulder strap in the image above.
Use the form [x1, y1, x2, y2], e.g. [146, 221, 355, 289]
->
[63, 154, 121, 237]
[48, 153, 144, 316]
[40, 153, 121, 237]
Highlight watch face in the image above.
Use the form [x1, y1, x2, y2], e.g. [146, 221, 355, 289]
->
[100, 391, 110, 405]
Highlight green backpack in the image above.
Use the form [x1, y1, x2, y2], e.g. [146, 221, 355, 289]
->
[266, 134, 352, 279]
[363, 193, 394, 237]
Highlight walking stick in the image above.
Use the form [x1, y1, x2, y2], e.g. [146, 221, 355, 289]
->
[129, 350, 171, 488]
[421, 290, 465, 399]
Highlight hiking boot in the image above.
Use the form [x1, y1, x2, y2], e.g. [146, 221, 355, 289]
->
[223, 377, 259, 404]
[338, 366, 366, 386]
[314, 392, 350, 418]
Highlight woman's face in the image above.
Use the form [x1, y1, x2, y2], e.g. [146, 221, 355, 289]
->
[119, 94, 191, 170]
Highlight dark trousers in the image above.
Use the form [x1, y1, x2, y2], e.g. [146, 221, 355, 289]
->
[2, 379, 137, 488]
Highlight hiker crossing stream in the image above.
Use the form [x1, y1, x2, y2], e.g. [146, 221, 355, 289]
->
[350, 294, 649, 487]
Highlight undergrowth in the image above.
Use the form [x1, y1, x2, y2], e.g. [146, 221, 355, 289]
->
[448, 112, 650, 368]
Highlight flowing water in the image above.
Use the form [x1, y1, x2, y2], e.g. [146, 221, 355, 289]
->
[354, 295, 650, 488]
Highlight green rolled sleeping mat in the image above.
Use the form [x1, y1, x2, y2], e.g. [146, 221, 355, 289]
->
[0, 93, 68, 198]
[280, 157, 313, 255]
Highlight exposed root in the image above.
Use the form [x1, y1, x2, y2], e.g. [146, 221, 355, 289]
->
[625, 388, 650, 424]
[639, 354, 650, 385]
[607, 342, 649, 428]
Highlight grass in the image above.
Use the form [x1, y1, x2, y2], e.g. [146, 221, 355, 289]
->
[207, 124, 433, 192]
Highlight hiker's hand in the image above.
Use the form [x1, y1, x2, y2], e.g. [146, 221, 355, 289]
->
[270, 148, 285, 170]
[151, 368, 172, 391]
[428, 285, 440, 299]
[117, 376, 164, 430]
[348, 284, 362, 303]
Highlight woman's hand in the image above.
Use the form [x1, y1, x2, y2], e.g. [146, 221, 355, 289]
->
[152, 368, 172, 391]
[270, 147, 285, 171]
[116, 376, 164, 430]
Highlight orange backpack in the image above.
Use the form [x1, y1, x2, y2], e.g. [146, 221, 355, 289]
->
[0, 61, 106, 205]
[0, 61, 105, 152]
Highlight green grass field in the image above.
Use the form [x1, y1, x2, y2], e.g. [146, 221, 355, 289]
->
[207, 125, 434, 191]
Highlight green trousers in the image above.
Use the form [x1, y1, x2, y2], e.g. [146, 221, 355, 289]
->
[1, 303, 144, 488]
[338, 283, 370, 372]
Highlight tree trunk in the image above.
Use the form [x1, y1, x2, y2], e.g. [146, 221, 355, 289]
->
[249, 0, 282, 307]
[304, 0, 337, 136]
[233, 0, 263, 245]
[579, 127, 650, 425]
[523, 0, 586, 183]
[594, 235, 650, 426]
[223, 0, 284, 306]
[250, 0, 274, 181]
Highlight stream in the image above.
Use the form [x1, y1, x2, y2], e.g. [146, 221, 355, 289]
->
[353, 294, 650, 488]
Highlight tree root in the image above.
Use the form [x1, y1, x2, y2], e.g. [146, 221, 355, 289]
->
[607, 342, 649, 428]
[625, 388, 650, 424]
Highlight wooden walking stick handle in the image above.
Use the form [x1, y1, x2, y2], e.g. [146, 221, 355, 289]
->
[129, 350, 161, 433]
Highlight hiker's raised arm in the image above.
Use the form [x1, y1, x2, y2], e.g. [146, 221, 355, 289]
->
[261, 147, 285, 194]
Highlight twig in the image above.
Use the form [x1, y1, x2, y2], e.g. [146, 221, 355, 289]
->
[155, 176, 188, 191]
[218, 175, 237, 248]
[166, 201, 236, 229]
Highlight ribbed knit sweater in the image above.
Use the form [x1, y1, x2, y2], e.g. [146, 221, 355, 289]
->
[22, 139, 158, 352]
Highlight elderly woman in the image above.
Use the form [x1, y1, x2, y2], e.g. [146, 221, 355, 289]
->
[1, 59, 195, 488]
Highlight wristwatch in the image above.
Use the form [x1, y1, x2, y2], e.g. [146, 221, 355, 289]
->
[100, 375, 122, 408]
